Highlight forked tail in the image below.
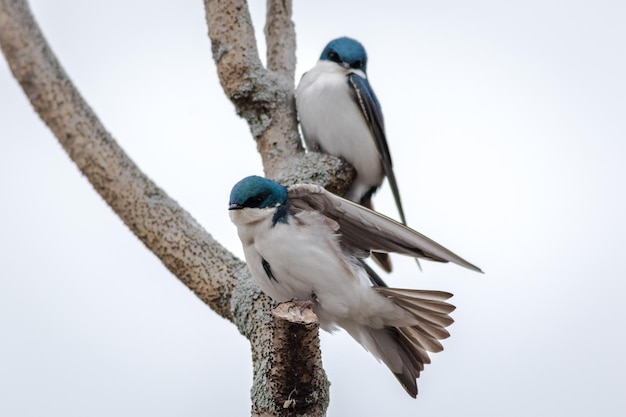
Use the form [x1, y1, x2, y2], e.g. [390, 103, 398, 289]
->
[368, 288, 455, 397]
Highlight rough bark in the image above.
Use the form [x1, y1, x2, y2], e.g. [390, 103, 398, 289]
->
[203, 0, 354, 196]
[268, 303, 328, 416]
[0, 0, 346, 415]
[0, 0, 240, 320]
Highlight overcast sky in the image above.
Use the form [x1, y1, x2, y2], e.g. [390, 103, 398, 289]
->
[1, 1, 625, 416]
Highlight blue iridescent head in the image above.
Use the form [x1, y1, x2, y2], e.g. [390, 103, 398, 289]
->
[320, 37, 368, 72]
[229, 176, 288, 210]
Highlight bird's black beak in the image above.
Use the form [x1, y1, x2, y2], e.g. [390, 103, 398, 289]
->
[228, 203, 243, 210]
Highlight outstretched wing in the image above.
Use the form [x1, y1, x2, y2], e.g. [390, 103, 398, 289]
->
[287, 184, 482, 273]
[348, 73, 407, 225]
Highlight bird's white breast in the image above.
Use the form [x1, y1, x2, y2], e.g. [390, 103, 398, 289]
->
[296, 61, 384, 201]
[230, 207, 412, 331]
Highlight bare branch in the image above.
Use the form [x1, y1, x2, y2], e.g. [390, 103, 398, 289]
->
[0, 0, 328, 415]
[268, 303, 329, 415]
[265, 0, 296, 79]
[202, 1, 339, 415]
[1, 0, 334, 415]
[0, 0, 255, 320]
[242, 300, 330, 417]
[203, 0, 298, 177]
[203, 0, 354, 195]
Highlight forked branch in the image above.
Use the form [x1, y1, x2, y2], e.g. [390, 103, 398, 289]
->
[0, 0, 332, 415]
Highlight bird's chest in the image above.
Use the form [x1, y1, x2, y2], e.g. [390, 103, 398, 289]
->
[244, 214, 346, 302]
[241, 221, 324, 303]
[297, 73, 383, 187]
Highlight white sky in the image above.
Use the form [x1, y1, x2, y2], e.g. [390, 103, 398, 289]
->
[1, 1, 625, 416]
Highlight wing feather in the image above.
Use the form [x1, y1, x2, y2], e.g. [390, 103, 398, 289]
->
[348, 73, 407, 225]
[288, 184, 483, 272]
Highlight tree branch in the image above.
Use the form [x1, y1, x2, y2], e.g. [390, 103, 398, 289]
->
[203, 0, 354, 196]
[268, 303, 328, 416]
[203, 1, 338, 414]
[0, 0, 242, 320]
[265, 0, 296, 79]
[203, 0, 297, 177]
[1, 0, 334, 415]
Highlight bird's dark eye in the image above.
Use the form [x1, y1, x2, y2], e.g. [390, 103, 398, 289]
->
[350, 60, 362, 69]
[244, 195, 265, 208]
[327, 50, 340, 63]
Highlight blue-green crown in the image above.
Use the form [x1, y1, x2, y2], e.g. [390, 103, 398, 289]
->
[229, 176, 287, 209]
[320, 37, 368, 72]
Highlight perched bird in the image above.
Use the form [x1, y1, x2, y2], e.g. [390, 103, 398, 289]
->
[228, 175, 481, 397]
[296, 36, 407, 272]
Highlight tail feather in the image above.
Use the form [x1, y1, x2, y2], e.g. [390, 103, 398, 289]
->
[361, 287, 456, 397]
[397, 328, 430, 367]
[391, 297, 455, 327]
[389, 329, 422, 397]
[375, 287, 456, 335]
[375, 287, 455, 306]
[400, 325, 445, 353]
[366, 327, 423, 397]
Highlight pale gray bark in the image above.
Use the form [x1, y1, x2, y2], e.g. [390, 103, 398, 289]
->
[203, 0, 354, 194]
[0, 0, 352, 415]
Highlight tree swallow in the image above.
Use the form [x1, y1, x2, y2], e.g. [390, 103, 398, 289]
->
[228, 175, 481, 397]
[296, 36, 408, 272]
